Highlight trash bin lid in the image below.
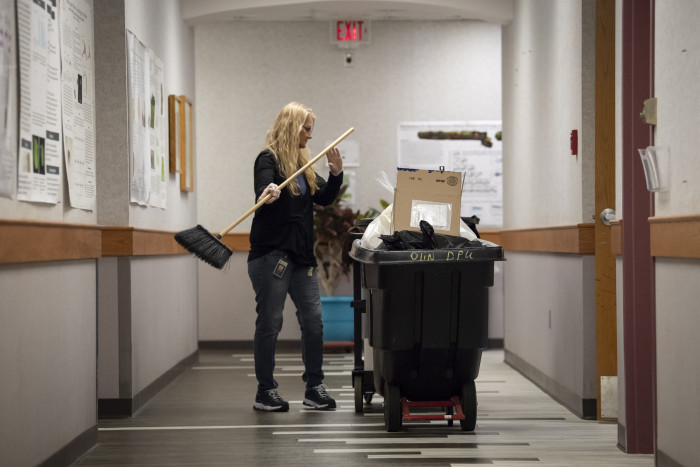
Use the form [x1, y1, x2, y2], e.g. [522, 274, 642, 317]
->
[349, 239, 505, 264]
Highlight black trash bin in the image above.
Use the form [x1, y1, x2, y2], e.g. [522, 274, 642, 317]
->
[349, 240, 504, 431]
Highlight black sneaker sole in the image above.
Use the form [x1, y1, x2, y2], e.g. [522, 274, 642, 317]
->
[253, 402, 289, 412]
[303, 399, 336, 410]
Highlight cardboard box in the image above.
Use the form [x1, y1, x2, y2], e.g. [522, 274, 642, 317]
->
[393, 168, 464, 236]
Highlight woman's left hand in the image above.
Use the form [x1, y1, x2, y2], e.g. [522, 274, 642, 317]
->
[327, 147, 343, 176]
[258, 183, 281, 204]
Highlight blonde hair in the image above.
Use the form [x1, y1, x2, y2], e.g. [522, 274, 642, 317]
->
[264, 102, 319, 196]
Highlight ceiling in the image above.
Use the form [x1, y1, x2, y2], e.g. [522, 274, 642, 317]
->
[180, 0, 514, 25]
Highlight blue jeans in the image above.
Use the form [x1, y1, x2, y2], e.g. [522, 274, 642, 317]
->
[247, 250, 325, 392]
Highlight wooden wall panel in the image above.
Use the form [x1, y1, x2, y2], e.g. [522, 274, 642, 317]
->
[479, 230, 502, 246]
[650, 215, 700, 259]
[3, 217, 696, 263]
[220, 233, 250, 252]
[102, 227, 187, 257]
[499, 224, 595, 254]
[0, 220, 101, 264]
[609, 216, 699, 258]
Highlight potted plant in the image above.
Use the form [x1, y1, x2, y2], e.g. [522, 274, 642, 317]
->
[311, 185, 357, 344]
[313, 188, 388, 343]
[313, 184, 359, 297]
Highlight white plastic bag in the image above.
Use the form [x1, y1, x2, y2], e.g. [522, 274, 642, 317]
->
[360, 204, 478, 248]
[359, 169, 477, 248]
[375, 170, 395, 197]
[459, 218, 478, 241]
[360, 204, 393, 249]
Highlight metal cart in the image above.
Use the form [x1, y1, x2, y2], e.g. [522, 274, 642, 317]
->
[344, 219, 376, 413]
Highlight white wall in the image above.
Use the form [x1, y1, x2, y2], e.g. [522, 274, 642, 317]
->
[0, 1, 98, 464]
[1, 2, 200, 463]
[503, 253, 596, 405]
[501, 0, 597, 416]
[130, 255, 198, 392]
[614, 0, 627, 444]
[0, 261, 96, 466]
[95, 0, 197, 232]
[194, 19, 503, 341]
[502, 1, 589, 230]
[124, 0, 199, 392]
[95, 0, 198, 403]
[654, 2, 700, 219]
[125, 0, 197, 231]
[653, 1, 700, 464]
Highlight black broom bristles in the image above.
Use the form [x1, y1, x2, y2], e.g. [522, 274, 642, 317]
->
[174, 224, 233, 270]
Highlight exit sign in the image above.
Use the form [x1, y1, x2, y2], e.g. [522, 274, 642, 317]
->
[331, 20, 371, 47]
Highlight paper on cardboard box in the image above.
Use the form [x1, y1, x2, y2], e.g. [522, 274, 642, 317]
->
[393, 168, 464, 236]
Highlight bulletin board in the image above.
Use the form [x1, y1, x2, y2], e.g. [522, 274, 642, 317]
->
[397, 121, 503, 228]
[126, 29, 167, 208]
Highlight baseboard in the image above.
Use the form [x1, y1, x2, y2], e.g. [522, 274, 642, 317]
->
[617, 423, 626, 452]
[97, 398, 132, 418]
[199, 339, 504, 354]
[198, 340, 254, 351]
[505, 349, 597, 420]
[323, 341, 354, 352]
[487, 338, 504, 349]
[38, 425, 97, 467]
[198, 339, 301, 352]
[98, 350, 198, 418]
[656, 449, 686, 467]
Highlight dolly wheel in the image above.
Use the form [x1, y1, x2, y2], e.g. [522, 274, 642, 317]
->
[354, 374, 364, 413]
[364, 392, 373, 404]
[460, 380, 477, 431]
[384, 382, 402, 432]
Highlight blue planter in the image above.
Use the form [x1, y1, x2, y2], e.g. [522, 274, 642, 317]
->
[321, 296, 353, 342]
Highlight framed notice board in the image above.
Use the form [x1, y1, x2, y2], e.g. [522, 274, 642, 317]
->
[397, 121, 503, 228]
[168, 95, 194, 191]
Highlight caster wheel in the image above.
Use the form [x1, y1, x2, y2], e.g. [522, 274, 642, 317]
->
[384, 382, 402, 432]
[354, 374, 364, 413]
[460, 380, 477, 431]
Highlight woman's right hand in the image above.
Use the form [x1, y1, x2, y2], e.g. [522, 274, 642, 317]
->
[258, 183, 281, 204]
[327, 147, 343, 176]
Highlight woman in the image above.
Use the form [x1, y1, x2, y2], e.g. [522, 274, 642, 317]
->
[247, 102, 343, 412]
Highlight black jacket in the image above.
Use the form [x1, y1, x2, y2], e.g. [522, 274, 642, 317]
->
[248, 149, 343, 266]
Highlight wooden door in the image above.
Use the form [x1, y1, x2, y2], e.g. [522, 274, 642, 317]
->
[594, 0, 617, 421]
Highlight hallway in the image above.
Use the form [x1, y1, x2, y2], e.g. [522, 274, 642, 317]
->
[77, 348, 654, 466]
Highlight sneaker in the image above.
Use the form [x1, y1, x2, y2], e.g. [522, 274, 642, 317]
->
[253, 389, 289, 412]
[303, 384, 336, 410]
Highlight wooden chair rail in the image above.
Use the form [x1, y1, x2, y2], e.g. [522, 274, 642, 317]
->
[2, 216, 698, 264]
[649, 215, 700, 259]
[499, 224, 595, 255]
[0, 219, 102, 264]
[102, 227, 188, 257]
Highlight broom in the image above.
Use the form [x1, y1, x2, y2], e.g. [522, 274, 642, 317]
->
[175, 127, 355, 269]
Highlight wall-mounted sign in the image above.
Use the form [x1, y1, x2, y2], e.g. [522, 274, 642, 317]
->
[331, 20, 370, 48]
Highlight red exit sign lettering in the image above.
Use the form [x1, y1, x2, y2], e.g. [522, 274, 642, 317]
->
[331, 20, 370, 47]
[337, 20, 364, 41]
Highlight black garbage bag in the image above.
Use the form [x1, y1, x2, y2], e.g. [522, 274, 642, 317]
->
[379, 220, 481, 250]
[461, 215, 481, 239]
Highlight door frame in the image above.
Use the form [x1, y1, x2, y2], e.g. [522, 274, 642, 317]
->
[620, 0, 656, 454]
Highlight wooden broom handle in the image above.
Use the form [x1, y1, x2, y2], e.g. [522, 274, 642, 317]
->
[219, 127, 355, 237]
